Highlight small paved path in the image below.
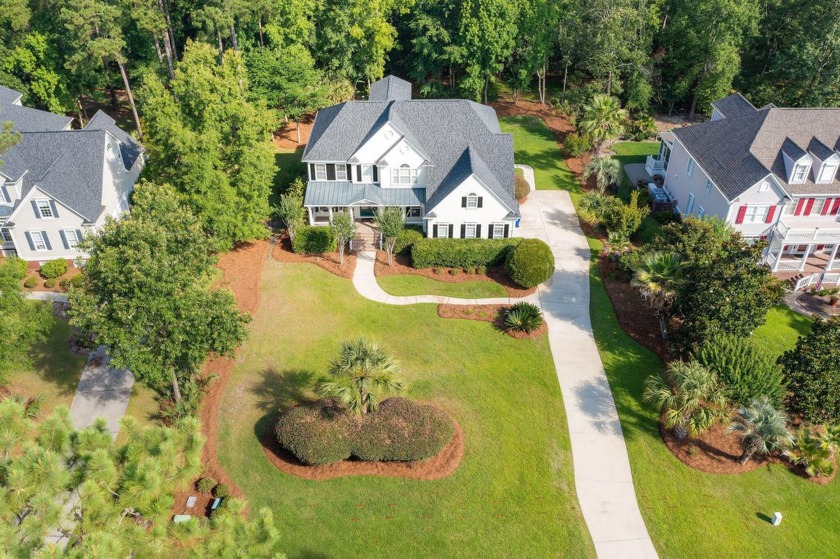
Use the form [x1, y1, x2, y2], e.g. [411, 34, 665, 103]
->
[25, 291, 69, 303]
[515, 164, 536, 192]
[69, 346, 134, 439]
[351, 190, 657, 558]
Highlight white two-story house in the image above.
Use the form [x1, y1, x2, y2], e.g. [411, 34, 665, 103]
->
[0, 85, 144, 265]
[301, 76, 520, 239]
[649, 92, 840, 285]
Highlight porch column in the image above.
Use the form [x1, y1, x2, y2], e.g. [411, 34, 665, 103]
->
[328, 207, 333, 224]
[307, 206, 314, 225]
[799, 244, 814, 272]
[772, 244, 783, 272]
[828, 244, 840, 271]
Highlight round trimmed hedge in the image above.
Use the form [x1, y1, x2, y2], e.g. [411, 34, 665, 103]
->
[275, 398, 455, 466]
[514, 174, 530, 201]
[505, 239, 554, 288]
[274, 400, 352, 465]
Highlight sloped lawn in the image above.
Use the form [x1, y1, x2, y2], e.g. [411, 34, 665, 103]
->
[588, 236, 838, 558]
[217, 260, 595, 559]
[377, 274, 508, 298]
[499, 116, 579, 193]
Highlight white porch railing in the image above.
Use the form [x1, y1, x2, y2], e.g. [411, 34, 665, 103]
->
[645, 155, 666, 177]
[774, 219, 840, 243]
[793, 273, 840, 291]
[775, 260, 803, 271]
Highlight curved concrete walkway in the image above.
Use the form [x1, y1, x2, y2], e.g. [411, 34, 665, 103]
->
[351, 191, 657, 558]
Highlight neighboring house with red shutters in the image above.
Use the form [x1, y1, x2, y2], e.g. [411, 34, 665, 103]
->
[648, 92, 840, 283]
[0, 85, 144, 265]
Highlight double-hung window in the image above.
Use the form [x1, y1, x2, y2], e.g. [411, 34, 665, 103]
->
[36, 200, 54, 218]
[793, 164, 808, 182]
[437, 223, 450, 238]
[391, 164, 417, 185]
[405, 207, 422, 218]
[705, 179, 713, 192]
[493, 223, 506, 239]
[361, 165, 373, 182]
[464, 223, 477, 239]
[686, 158, 695, 177]
[819, 164, 838, 183]
[314, 164, 327, 181]
[743, 205, 770, 223]
[466, 193, 478, 209]
[30, 231, 47, 250]
[64, 229, 80, 249]
[335, 164, 347, 181]
[0, 228, 12, 243]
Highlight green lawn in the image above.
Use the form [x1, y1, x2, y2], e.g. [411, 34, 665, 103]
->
[218, 261, 595, 559]
[752, 305, 812, 359]
[5, 302, 87, 414]
[499, 115, 579, 194]
[271, 147, 307, 205]
[588, 236, 838, 558]
[377, 274, 508, 298]
[612, 141, 659, 200]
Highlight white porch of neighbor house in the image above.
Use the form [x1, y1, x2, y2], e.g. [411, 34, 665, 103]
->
[645, 131, 674, 178]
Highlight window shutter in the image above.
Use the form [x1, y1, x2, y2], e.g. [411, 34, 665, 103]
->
[735, 206, 747, 224]
[477, 197, 483, 208]
[24, 231, 35, 250]
[31, 200, 41, 219]
[356, 165, 362, 182]
[346, 164, 352, 180]
[326, 164, 336, 181]
[449, 224, 454, 238]
[476, 225, 482, 238]
[488, 225, 494, 239]
[309, 164, 315, 180]
[42, 231, 52, 250]
[460, 224, 466, 238]
[832, 199, 840, 215]
[76, 229, 84, 244]
[49, 200, 59, 218]
[765, 206, 777, 224]
[823, 199, 834, 216]
[804, 198, 816, 215]
[503, 224, 509, 238]
[60, 230, 69, 249]
[432, 224, 438, 238]
[373, 166, 378, 182]
[461, 197, 467, 208]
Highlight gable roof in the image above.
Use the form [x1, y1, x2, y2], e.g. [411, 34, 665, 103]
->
[303, 76, 517, 216]
[368, 76, 412, 101]
[1, 86, 142, 222]
[710, 93, 757, 119]
[673, 96, 840, 199]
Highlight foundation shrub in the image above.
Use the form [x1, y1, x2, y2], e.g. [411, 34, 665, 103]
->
[0, 256, 29, 279]
[505, 239, 555, 288]
[292, 226, 337, 255]
[411, 238, 520, 269]
[394, 226, 424, 255]
[40, 259, 67, 279]
[515, 174, 530, 200]
[23, 276, 37, 288]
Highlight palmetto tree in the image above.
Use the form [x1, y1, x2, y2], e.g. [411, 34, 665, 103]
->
[729, 397, 793, 464]
[582, 156, 621, 193]
[631, 252, 685, 317]
[578, 94, 627, 152]
[317, 339, 403, 415]
[643, 360, 728, 439]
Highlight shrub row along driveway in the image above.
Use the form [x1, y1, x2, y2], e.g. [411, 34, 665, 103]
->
[352, 189, 657, 559]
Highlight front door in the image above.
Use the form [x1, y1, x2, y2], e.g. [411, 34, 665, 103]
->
[359, 206, 376, 219]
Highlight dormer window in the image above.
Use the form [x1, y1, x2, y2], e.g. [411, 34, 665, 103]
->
[392, 164, 417, 185]
[818, 163, 838, 184]
[792, 164, 809, 183]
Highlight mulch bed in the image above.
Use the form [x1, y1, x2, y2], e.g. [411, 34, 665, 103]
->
[260, 414, 464, 481]
[171, 492, 219, 518]
[272, 235, 357, 279]
[598, 255, 671, 361]
[374, 251, 535, 298]
[437, 304, 547, 339]
[21, 267, 82, 293]
[272, 114, 314, 150]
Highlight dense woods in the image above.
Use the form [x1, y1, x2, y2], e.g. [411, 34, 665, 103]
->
[2, 0, 839, 128]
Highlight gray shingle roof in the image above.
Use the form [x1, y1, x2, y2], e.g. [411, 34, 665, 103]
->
[369, 76, 412, 101]
[86, 110, 142, 168]
[303, 77, 517, 216]
[0, 85, 22, 105]
[673, 99, 840, 199]
[0, 86, 72, 132]
[304, 182, 425, 206]
[710, 93, 757, 118]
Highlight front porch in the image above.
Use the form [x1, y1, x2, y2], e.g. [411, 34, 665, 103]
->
[766, 245, 840, 274]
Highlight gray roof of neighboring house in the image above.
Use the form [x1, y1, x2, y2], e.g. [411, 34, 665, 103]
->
[673, 100, 840, 199]
[0, 86, 142, 222]
[710, 93, 757, 118]
[368, 76, 413, 101]
[303, 76, 517, 216]
[304, 182, 425, 207]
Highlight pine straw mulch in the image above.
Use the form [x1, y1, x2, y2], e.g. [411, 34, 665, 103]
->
[272, 113, 314, 150]
[374, 251, 535, 298]
[173, 240, 270, 514]
[260, 414, 464, 481]
[437, 304, 547, 340]
[272, 235, 357, 279]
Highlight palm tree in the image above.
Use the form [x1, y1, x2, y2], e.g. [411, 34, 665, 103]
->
[582, 156, 621, 193]
[643, 360, 728, 439]
[578, 94, 627, 152]
[631, 252, 685, 320]
[729, 397, 793, 464]
[316, 339, 403, 415]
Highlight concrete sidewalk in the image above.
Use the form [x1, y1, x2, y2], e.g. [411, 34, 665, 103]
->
[26, 291, 69, 303]
[69, 346, 134, 440]
[350, 190, 657, 558]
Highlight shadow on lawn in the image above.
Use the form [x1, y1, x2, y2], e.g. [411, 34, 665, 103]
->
[249, 368, 318, 413]
[27, 316, 83, 400]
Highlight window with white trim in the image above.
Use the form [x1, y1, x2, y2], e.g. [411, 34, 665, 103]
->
[493, 223, 506, 238]
[686, 158, 695, 177]
[391, 164, 418, 185]
[335, 164, 347, 181]
[0, 187, 8, 203]
[466, 193, 478, 209]
[437, 223, 450, 238]
[783, 200, 797, 215]
[758, 181, 769, 192]
[792, 164, 808, 182]
[819, 163, 838, 183]
[405, 206, 422, 218]
[36, 200, 53, 218]
[704, 179, 712, 192]
[30, 231, 46, 250]
[314, 164, 327, 180]
[697, 206, 705, 219]
[64, 229, 79, 249]
[464, 223, 477, 239]
[361, 165, 373, 182]
[743, 205, 771, 223]
[0, 228, 11, 242]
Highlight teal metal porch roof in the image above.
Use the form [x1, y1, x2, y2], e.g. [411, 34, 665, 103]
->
[303, 181, 425, 207]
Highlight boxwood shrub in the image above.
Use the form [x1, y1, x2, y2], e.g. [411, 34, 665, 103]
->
[40, 259, 68, 279]
[394, 226, 424, 256]
[23, 276, 38, 288]
[275, 400, 352, 465]
[292, 226, 337, 255]
[352, 398, 455, 461]
[411, 238, 520, 269]
[0, 256, 29, 279]
[505, 239, 555, 287]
